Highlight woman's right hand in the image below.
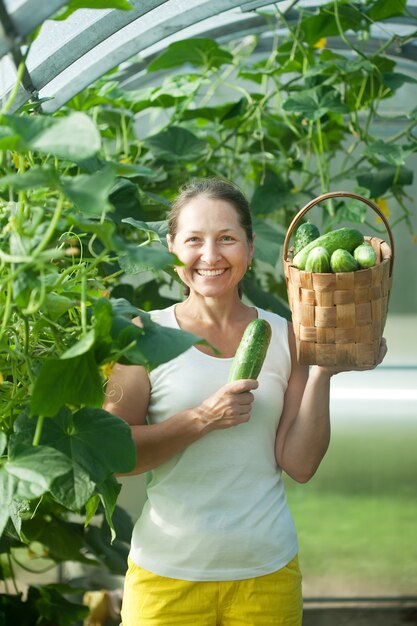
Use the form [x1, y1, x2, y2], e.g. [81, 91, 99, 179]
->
[196, 379, 259, 432]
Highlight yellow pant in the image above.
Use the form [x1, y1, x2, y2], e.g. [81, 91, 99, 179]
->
[121, 555, 302, 626]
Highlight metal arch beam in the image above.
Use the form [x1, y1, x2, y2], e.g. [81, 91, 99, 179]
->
[36, 0, 268, 112]
[0, 0, 68, 58]
[1, 0, 417, 113]
[0, 0, 170, 109]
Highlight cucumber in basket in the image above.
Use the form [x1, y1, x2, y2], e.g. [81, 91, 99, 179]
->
[292, 227, 364, 270]
[228, 319, 272, 382]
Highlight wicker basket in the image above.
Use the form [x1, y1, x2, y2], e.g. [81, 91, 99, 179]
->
[283, 191, 394, 367]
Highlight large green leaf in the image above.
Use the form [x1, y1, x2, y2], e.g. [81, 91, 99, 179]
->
[108, 177, 146, 223]
[382, 72, 417, 91]
[364, 140, 407, 166]
[0, 166, 60, 190]
[145, 126, 207, 162]
[253, 218, 284, 267]
[60, 165, 117, 215]
[0, 431, 7, 455]
[97, 475, 122, 542]
[118, 242, 175, 274]
[0, 468, 16, 536]
[30, 349, 104, 417]
[29, 585, 89, 626]
[40, 407, 136, 482]
[367, 0, 406, 21]
[110, 312, 202, 368]
[357, 164, 413, 197]
[1, 112, 101, 161]
[283, 88, 348, 121]
[49, 462, 96, 511]
[147, 38, 233, 72]
[300, 4, 364, 44]
[122, 218, 169, 244]
[251, 169, 294, 215]
[21, 516, 95, 564]
[6, 446, 73, 500]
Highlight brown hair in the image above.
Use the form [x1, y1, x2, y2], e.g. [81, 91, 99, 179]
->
[167, 177, 254, 298]
[168, 177, 253, 243]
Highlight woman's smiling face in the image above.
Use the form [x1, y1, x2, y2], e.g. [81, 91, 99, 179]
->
[167, 195, 254, 299]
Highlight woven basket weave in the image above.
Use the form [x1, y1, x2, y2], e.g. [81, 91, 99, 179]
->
[283, 191, 394, 367]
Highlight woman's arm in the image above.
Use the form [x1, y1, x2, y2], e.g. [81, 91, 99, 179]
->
[275, 323, 387, 483]
[104, 362, 258, 475]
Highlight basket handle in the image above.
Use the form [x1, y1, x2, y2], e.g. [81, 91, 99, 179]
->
[282, 191, 394, 274]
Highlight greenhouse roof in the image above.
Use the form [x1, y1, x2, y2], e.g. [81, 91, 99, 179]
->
[1, 0, 417, 113]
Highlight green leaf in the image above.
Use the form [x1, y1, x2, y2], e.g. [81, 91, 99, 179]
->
[42, 293, 75, 321]
[61, 330, 95, 359]
[108, 177, 146, 223]
[367, 0, 406, 21]
[0, 431, 7, 455]
[54, 0, 133, 21]
[85, 494, 100, 526]
[112, 314, 202, 369]
[32, 585, 89, 626]
[0, 166, 60, 190]
[145, 126, 207, 163]
[30, 349, 104, 416]
[1, 112, 101, 161]
[364, 140, 406, 166]
[93, 298, 113, 363]
[382, 72, 417, 91]
[357, 163, 413, 196]
[253, 218, 284, 267]
[112, 161, 160, 178]
[122, 218, 169, 243]
[50, 462, 96, 511]
[251, 170, 294, 214]
[6, 446, 73, 500]
[40, 407, 136, 482]
[21, 516, 94, 564]
[283, 88, 347, 121]
[97, 475, 121, 542]
[60, 165, 117, 215]
[147, 38, 233, 72]
[0, 468, 16, 536]
[118, 243, 175, 274]
[301, 4, 364, 44]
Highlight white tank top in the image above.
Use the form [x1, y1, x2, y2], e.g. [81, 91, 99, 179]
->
[129, 304, 298, 581]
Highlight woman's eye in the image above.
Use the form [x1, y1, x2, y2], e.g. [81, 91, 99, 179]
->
[220, 235, 233, 242]
[187, 237, 200, 243]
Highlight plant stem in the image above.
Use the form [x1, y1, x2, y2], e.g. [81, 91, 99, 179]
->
[32, 194, 65, 257]
[1, 58, 27, 114]
[32, 415, 45, 446]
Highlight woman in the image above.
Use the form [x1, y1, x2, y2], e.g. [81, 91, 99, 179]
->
[104, 177, 387, 626]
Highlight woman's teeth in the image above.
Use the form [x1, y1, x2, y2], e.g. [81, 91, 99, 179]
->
[196, 269, 226, 276]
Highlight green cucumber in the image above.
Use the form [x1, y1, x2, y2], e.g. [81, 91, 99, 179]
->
[292, 227, 364, 270]
[353, 243, 377, 269]
[228, 319, 272, 382]
[293, 222, 320, 255]
[330, 249, 359, 273]
[305, 246, 331, 273]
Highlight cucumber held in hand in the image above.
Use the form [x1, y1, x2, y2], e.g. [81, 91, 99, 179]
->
[330, 248, 359, 273]
[292, 227, 364, 270]
[293, 222, 320, 255]
[228, 319, 272, 382]
[353, 242, 377, 268]
[305, 246, 331, 273]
